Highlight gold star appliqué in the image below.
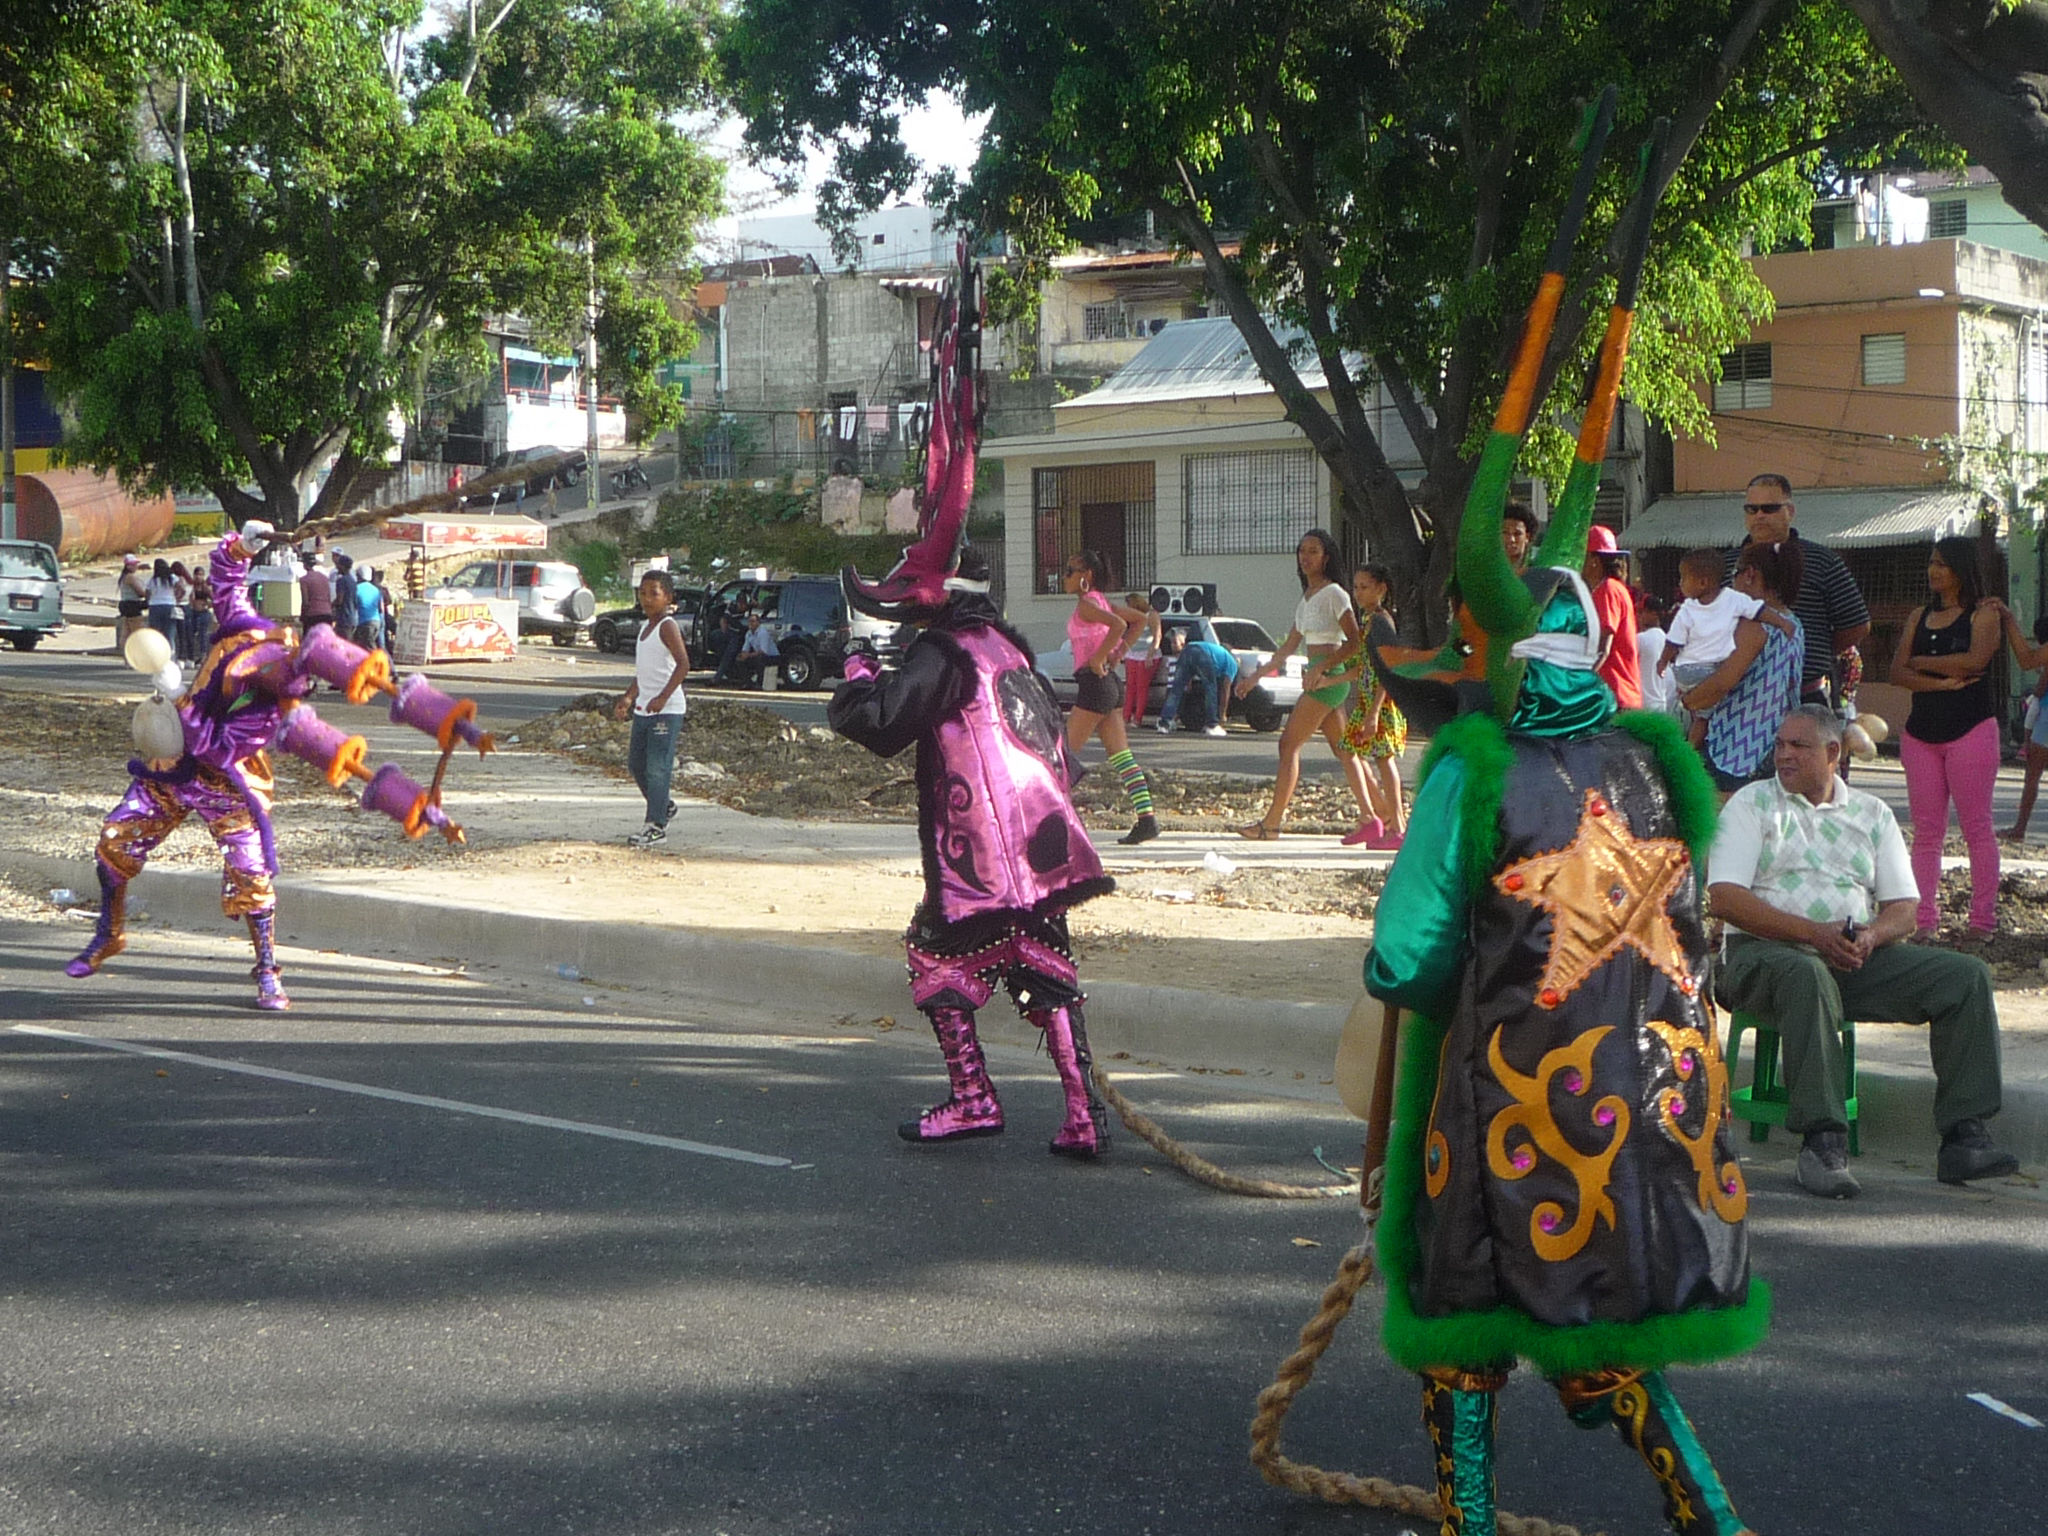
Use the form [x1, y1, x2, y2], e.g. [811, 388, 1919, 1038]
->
[1494, 788, 1694, 1009]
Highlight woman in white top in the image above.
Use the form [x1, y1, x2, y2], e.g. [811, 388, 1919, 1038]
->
[1232, 528, 1375, 839]
[145, 558, 182, 645]
[612, 569, 691, 849]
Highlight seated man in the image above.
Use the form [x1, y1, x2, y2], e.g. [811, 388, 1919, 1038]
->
[1154, 630, 1237, 736]
[1708, 703, 2019, 1198]
[733, 612, 782, 688]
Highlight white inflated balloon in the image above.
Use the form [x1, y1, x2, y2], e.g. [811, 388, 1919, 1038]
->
[152, 660, 186, 701]
[1859, 712, 1889, 745]
[1844, 722, 1878, 762]
[123, 627, 172, 674]
[132, 697, 185, 761]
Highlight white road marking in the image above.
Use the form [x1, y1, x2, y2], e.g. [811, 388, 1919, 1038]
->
[12, 1024, 794, 1168]
[1967, 1392, 2045, 1429]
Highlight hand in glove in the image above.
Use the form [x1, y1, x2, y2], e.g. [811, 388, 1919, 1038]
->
[233, 519, 276, 559]
[841, 652, 881, 685]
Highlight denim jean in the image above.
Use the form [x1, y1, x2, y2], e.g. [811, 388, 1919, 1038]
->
[1158, 657, 1227, 730]
[629, 712, 681, 827]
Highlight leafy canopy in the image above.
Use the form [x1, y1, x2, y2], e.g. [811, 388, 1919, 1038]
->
[35, 0, 724, 527]
[724, 0, 1946, 628]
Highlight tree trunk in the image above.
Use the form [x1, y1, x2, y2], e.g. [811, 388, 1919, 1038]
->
[1, 218, 14, 542]
[172, 76, 202, 329]
[1846, 0, 2048, 233]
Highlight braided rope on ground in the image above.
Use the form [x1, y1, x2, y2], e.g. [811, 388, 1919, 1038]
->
[1247, 1239, 1605, 1536]
[1091, 1067, 1360, 1199]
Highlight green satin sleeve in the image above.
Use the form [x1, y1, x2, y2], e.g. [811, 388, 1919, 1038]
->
[1365, 751, 1467, 1017]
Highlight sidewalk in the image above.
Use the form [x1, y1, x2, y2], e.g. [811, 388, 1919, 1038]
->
[9, 695, 2048, 1174]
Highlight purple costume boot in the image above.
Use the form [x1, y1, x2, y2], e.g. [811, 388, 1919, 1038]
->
[65, 870, 128, 978]
[247, 911, 291, 1011]
[900, 1007, 1005, 1142]
[1033, 1004, 1110, 1158]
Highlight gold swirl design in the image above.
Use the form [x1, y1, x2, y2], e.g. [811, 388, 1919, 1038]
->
[1424, 1031, 1454, 1199]
[1645, 1018, 1748, 1223]
[1485, 1024, 1628, 1262]
[1612, 1379, 1697, 1530]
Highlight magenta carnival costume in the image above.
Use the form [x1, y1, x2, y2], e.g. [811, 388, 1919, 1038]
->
[829, 249, 1115, 1156]
[68, 523, 489, 1010]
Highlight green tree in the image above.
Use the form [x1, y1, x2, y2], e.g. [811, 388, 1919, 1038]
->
[725, 0, 1943, 636]
[39, 0, 724, 530]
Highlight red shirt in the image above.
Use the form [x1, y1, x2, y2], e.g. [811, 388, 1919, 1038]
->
[1590, 576, 1641, 709]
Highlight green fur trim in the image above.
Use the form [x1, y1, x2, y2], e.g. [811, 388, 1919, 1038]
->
[1416, 712, 1514, 902]
[1613, 708, 1721, 863]
[1376, 1012, 1774, 1376]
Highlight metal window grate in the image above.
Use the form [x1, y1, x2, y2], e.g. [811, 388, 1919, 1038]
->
[1182, 448, 1320, 555]
[1713, 344, 1773, 412]
[1929, 200, 1968, 238]
[1862, 332, 1907, 387]
[1032, 462, 1157, 593]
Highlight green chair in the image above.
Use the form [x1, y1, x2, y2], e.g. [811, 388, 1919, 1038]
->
[1724, 1010, 1859, 1156]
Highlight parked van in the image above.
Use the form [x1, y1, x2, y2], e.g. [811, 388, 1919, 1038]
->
[0, 539, 65, 650]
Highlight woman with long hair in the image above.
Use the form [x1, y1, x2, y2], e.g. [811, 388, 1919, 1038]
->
[1062, 549, 1159, 845]
[1332, 562, 1407, 847]
[1892, 536, 2003, 942]
[1232, 528, 1375, 840]
[1675, 540, 1805, 795]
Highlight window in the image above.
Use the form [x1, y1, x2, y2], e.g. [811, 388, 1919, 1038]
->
[1713, 344, 1772, 412]
[1182, 449, 1321, 555]
[1861, 332, 1907, 387]
[1809, 206, 1838, 250]
[1082, 303, 1130, 342]
[1929, 200, 1968, 238]
[1032, 462, 1156, 592]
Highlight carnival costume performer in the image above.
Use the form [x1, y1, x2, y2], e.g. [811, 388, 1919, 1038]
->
[830, 248, 1115, 1157]
[68, 520, 490, 1010]
[1363, 101, 1765, 1536]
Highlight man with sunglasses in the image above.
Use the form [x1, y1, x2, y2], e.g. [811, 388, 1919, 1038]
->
[1727, 474, 1870, 710]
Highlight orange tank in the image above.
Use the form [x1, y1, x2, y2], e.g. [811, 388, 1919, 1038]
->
[15, 467, 176, 560]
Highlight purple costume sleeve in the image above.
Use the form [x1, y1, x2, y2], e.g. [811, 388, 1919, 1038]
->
[209, 536, 268, 638]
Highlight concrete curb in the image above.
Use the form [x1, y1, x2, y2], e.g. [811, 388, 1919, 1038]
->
[12, 849, 2046, 1162]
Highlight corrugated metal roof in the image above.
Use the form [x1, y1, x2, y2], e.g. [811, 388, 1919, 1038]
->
[1627, 486, 1992, 550]
[1053, 317, 1353, 409]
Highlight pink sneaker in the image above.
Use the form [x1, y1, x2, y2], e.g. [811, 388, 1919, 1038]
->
[1340, 818, 1384, 847]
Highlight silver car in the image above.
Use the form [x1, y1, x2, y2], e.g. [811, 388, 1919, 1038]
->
[0, 539, 65, 651]
[1037, 613, 1303, 731]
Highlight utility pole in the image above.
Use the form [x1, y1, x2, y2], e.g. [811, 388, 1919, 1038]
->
[584, 233, 601, 510]
[1, 222, 14, 541]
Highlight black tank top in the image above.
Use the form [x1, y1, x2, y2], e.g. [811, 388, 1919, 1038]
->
[1905, 607, 1994, 744]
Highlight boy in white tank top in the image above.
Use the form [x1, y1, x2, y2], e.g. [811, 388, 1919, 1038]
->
[614, 569, 690, 847]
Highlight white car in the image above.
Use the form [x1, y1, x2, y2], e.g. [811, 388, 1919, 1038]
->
[1037, 613, 1304, 731]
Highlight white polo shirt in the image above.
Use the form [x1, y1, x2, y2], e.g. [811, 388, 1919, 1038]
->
[1707, 774, 1915, 930]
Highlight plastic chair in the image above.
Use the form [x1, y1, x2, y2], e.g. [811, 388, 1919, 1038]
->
[1724, 1010, 1859, 1156]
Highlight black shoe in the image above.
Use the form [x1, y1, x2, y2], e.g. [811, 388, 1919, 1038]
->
[1938, 1118, 2019, 1184]
[1796, 1128, 1859, 1198]
[665, 799, 677, 822]
[1119, 814, 1159, 846]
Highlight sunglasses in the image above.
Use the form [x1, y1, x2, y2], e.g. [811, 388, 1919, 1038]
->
[1742, 501, 1787, 514]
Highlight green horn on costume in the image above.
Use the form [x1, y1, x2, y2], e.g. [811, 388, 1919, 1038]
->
[1535, 117, 1671, 573]
[1456, 86, 1618, 718]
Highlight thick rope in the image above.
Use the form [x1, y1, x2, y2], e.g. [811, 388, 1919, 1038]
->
[1246, 1211, 1604, 1536]
[1092, 1066, 1359, 1200]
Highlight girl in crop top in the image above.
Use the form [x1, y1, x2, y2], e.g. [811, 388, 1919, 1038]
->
[1062, 549, 1159, 844]
[1233, 528, 1377, 842]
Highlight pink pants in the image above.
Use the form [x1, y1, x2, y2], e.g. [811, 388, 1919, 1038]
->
[1900, 716, 2000, 933]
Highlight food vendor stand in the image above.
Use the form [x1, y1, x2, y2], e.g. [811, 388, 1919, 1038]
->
[382, 514, 548, 666]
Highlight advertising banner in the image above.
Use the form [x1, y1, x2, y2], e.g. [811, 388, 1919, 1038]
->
[381, 515, 548, 550]
[390, 596, 520, 666]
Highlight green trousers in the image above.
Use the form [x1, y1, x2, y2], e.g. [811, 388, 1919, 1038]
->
[1719, 935, 2003, 1136]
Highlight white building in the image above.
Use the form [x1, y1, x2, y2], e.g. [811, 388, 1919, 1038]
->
[736, 205, 951, 272]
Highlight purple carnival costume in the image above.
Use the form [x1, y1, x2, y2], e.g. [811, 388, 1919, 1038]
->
[68, 526, 489, 1010]
[829, 248, 1115, 1156]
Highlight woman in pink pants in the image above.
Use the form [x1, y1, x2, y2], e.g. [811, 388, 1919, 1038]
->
[1892, 537, 2004, 941]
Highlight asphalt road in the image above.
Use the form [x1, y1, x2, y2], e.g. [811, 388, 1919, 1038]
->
[4, 918, 2046, 1535]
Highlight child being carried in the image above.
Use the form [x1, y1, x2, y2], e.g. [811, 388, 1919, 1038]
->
[1658, 546, 1795, 746]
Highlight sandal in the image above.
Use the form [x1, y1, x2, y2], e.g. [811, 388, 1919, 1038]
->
[1235, 820, 1279, 840]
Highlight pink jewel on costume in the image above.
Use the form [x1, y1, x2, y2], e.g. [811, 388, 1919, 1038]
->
[1562, 1067, 1584, 1093]
[1538, 1210, 1561, 1232]
[1678, 1049, 1697, 1077]
[1595, 1103, 1617, 1127]
[1511, 1148, 1535, 1172]
[1666, 1093, 1687, 1118]
[1724, 1176, 1740, 1196]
